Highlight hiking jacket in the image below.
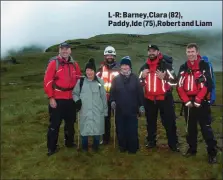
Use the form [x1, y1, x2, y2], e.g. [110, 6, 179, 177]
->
[96, 61, 120, 100]
[44, 55, 81, 99]
[109, 73, 144, 116]
[139, 54, 177, 101]
[176, 55, 211, 106]
[72, 77, 108, 136]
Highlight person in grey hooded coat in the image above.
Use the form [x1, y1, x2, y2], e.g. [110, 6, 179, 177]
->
[72, 58, 108, 152]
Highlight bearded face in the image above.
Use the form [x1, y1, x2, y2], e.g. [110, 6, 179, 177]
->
[104, 54, 115, 63]
[148, 49, 159, 60]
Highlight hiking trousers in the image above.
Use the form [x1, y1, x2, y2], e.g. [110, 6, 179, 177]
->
[184, 100, 217, 155]
[47, 99, 76, 151]
[144, 97, 178, 148]
[103, 100, 111, 143]
[82, 135, 100, 151]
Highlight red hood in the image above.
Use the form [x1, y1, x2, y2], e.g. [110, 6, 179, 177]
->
[146, 53, 163, 65]
[187, 55, 201, 70]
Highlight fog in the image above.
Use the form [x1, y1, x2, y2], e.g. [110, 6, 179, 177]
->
[1, 1, 222, 57]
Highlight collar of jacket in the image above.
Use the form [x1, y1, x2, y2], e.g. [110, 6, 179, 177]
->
[146, 53, 163, 65]
[57, 55, 74, 64]
[187, 55, 201, 70]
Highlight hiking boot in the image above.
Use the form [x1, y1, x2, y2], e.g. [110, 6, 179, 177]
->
[170, 146, 180, 152]
[102, 140, 109, 145]
[183, 148, 197, 157]
[208, 148, 218, 164]
[208, 154, 217, 164]
[119, 147, 127, 153]
[66, 143, 77, 148]
[146, 142, 156, 149]
[47, 148, 59, 156]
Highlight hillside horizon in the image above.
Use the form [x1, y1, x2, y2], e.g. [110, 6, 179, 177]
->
[45, 30, 222, 72]
[2, 30, 222, 72]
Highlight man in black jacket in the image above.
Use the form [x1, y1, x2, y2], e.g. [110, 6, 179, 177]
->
[110, 56, 145, 153]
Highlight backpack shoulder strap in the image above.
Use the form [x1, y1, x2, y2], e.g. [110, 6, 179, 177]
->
[95, 76, 102, 90]
[69, 56, 76, 70]
[79, 77, 84, 93]
[55, 58, 59, 71]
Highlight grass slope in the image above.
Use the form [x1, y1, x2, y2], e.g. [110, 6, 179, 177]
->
[1, 31, 222, 179]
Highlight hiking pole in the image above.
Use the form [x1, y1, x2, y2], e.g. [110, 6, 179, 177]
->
[114, 109, 116, 149]
[185, 107, 190, 135]
[77, 112, 80, 150]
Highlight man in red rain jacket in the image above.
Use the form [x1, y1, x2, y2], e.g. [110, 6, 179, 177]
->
[177, 43, 217, 164]
[44, 42, 81, 156]
[139, 44, 179, 152]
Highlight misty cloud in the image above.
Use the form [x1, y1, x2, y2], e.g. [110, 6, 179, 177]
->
[1, 1, 222, 57]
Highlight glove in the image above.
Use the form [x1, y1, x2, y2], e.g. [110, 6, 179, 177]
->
[111, 101, 116, 109]
[185, 101, 193, 108]
[75, 99, 82, 112]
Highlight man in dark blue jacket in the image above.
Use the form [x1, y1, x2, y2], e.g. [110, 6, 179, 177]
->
[110, 56, 145, 153]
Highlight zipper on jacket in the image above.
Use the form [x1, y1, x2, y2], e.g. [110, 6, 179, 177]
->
[187, 75, 191, 91]
[148, 73, 151, 92]
[154, 73, 156, 92]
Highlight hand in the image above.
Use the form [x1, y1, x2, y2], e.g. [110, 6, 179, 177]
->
[156, 70, 166, 80]
[194, 102, 201, 108]
[139, 106, 145, 115]
[75, 99, 82, 112]
[142, 69, 149, 78]
[49, 98, 57, 108]
[185, 101, 193, 108]
[111, 101, 116, 109]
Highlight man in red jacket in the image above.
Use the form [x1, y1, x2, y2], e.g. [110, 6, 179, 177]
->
[44, 42, 82, 156]
[177, 43, 217, 164]
[139, 44, 179, 152]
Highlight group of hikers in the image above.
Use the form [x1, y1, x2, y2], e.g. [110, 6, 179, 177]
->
[43, 41, 218, 164]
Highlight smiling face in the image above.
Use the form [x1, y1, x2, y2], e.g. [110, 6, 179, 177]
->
[59, 47, 71, 59]
[186, 47, 199, 61]
[86, 68, 95, 80]
[148, 48, 159, 60]
[104, 54, 115, 63]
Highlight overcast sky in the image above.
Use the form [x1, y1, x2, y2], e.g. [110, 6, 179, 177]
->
[1, 1, 222, 57]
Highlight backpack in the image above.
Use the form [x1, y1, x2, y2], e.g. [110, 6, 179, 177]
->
[47, 56, 77, 72]
[139, 54, 173, 73]
[201, 56, 216, 104]
[163, 54, 173, 65]
[79, 76, 102, 93]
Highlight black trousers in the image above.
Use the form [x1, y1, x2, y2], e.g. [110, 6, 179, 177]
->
[47, 99, 76, 151]
[103, 100, 111, 143]
[144, 95, 178, 148]
[115, 114, 139, 153]
[184, 101, 217, 155]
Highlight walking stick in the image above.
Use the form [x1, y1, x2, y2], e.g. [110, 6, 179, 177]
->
[114, 109, 116, 149]
[77, 112, 80, 149]
[185, 107, 190, 135]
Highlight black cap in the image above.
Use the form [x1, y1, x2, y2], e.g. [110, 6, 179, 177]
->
[85, 58, 96, 72]
[148, 44, 159, 51]
[59, 42, 71, 48]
